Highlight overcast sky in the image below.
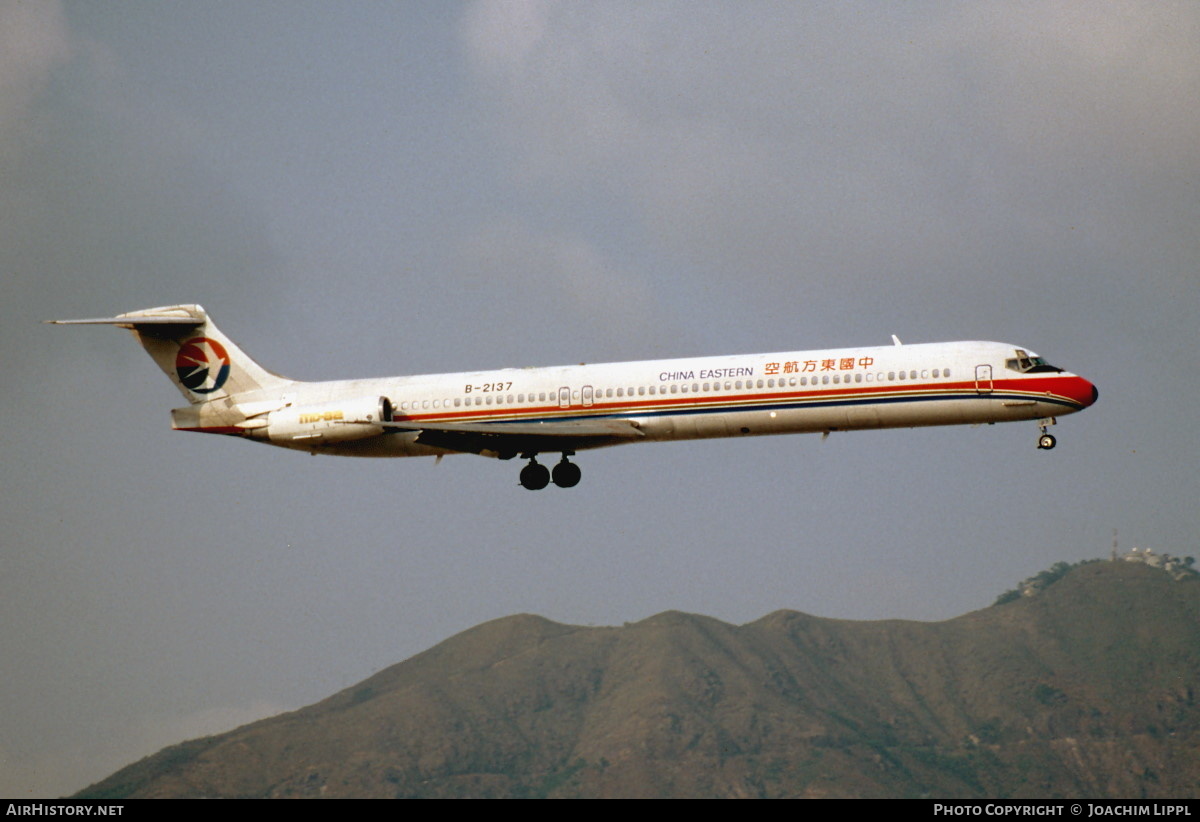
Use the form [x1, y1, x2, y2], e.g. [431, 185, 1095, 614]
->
[2, 1, 1197, 797]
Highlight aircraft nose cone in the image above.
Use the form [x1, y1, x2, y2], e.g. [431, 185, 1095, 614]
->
[1073, 377, 1098, 409]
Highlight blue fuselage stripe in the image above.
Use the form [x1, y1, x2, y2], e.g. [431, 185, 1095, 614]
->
[446, 389, 1081, 427]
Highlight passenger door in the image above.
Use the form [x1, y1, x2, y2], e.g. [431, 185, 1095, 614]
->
[974, 364, 993, 394]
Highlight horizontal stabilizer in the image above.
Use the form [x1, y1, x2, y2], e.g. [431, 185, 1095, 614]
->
[47, 316, 203, 326]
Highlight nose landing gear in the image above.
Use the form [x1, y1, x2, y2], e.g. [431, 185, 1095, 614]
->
[518, 453, 581, 490]
[1036, 418, 1057, 450]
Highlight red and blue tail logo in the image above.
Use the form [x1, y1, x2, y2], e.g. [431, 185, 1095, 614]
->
[175, 337, 231, 394]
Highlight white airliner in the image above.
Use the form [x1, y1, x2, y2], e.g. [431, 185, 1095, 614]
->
[52, 305, 1097, 489]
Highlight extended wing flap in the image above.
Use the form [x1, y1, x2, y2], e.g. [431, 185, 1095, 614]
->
[376, 417, 644, 457]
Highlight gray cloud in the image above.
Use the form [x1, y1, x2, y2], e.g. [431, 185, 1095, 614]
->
[461, 2, 1199, 298]
[0, 0, 71, 134]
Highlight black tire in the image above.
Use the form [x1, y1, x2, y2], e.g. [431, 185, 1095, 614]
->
[1038, 434, 1057, 450]
[520, 462, 550, 490]
[552, 460, 582, 488]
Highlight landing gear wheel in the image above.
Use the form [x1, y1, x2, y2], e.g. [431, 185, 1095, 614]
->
[519, 460, 550, 490]
[552, 458, 581, 489]
[1038, 434, 1057, 450]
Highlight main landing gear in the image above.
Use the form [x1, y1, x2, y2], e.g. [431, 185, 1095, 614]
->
[519, 453, 581, 490]
[1037, 418, 1057, 450]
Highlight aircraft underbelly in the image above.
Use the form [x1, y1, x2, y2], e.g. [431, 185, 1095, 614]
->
[653, 414, 732, 440]
[267, 431, 446, 458]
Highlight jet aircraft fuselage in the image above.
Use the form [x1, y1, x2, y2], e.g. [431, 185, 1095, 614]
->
[52, 305, 1097, 489]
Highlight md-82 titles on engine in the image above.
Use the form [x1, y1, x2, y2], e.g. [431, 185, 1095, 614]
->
[51, 305, 1097, 489]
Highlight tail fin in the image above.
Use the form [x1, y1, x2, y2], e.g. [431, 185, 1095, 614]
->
[49, 304, 292, 403]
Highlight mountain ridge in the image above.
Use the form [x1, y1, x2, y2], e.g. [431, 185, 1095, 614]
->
[77, 560, 1200, 798]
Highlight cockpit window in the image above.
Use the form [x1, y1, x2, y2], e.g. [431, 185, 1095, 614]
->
[1005, 349, 1063, 374]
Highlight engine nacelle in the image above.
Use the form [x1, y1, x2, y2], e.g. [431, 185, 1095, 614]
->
[266, 396, 393, 444]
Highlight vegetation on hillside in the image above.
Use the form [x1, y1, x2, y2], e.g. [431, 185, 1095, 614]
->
[76, 560, 1200, 799]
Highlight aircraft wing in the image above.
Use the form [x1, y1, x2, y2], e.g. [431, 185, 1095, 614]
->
[375, 417, 644, 456]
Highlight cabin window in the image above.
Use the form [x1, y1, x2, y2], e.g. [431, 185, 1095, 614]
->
[855, 373, 863, 383]
[789, 377, 797, 387]
[638, 386, 646, 396]
[680, 383, 689, 393]
[833, 374, 840, 384]
[735, 380, 743, 389]
[944, 369, 951, 378]
[822, 375, 830, 385]
[670, 384, 678, 394]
